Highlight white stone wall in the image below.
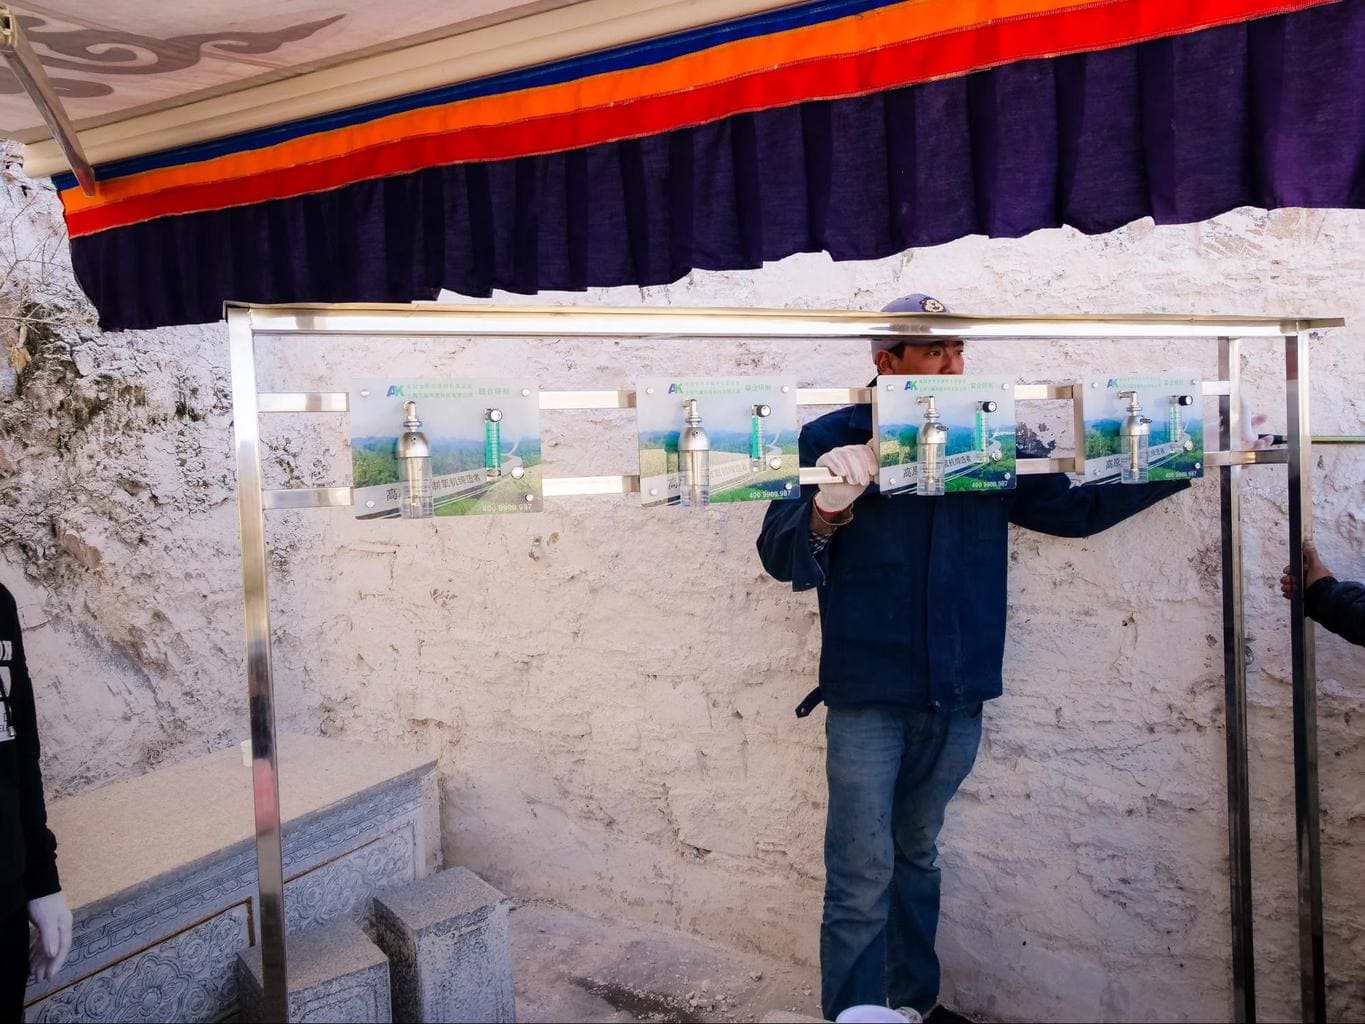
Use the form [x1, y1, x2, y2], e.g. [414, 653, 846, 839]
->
[1, 161, 1361, 1022]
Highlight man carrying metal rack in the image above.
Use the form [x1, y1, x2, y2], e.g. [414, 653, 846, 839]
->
[756, 294, 1196, 1024]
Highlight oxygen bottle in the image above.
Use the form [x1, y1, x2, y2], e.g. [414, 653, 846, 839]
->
[678, 398, 711, 506]
[1118, 390, 1152, 484]
[397, 400, 433, 518]
[915, 395, 948, 496]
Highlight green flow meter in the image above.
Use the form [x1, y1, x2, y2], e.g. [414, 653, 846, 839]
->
[484, 408, 503, 477]
[974, 400, 997, 452]
[1169, 393, 1195, 451]
[750, 403, 771, 470]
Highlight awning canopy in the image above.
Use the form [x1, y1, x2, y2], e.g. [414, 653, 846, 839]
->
[7, 0, 1364, 330]
[8, 0, 805, 173]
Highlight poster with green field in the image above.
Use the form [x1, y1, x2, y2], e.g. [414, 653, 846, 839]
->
[874, 376, 1016, 495]
[1080, 374, 1204, 483]
[349, 379, 542, 518]
[636, 378, 799, 507]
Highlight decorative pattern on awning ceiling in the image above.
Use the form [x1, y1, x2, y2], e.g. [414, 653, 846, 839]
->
[56, 0, 1363, 330]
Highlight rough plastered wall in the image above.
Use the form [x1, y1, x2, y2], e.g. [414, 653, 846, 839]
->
[0, 151, 1361, 1021]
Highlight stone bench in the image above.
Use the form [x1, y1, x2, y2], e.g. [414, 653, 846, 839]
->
[24, 734, 440, 1022]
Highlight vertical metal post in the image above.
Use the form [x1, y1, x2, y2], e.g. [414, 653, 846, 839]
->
[1219, 338, 1256, 1023]
[1284, 330, 1324, 1023]
[1070, 380, 1087, 476]
[228, 307, 289, 1021]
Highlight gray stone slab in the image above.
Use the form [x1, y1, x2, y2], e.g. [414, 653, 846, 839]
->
[27, 734, 441, 1015]
[239, 918, 392, 1024]
[372, 868, 514, 1023]
[49, 734, 436, 912]
[29, 737, 439, 1021]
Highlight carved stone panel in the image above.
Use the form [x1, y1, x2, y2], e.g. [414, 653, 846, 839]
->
[285, 825, 417, 934]
[29, 903, 250, 1023]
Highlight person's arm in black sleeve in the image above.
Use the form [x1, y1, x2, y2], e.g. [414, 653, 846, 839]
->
[1304, 577, 1365, 648]
[3, 589, 60, 901]
[757, 425, 836, 591]
[1008, 470, 1190, 538]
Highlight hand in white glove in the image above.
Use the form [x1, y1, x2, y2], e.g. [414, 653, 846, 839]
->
[814, 443, 879, 513]
[28, 891, 73, 982]
[1238, 396, 1274, 450]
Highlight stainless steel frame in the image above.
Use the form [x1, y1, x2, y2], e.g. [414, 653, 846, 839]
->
[1219, 337, 1255, 1023]
[228, 302, 1346, 1023]
[1285, 333, 1324, 1023]
[228, 309, 288, 1022]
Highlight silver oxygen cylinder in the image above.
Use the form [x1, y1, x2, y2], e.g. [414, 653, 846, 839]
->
[916, 395, 948, 496]
[397, 400, 433, 518]
[1118, 389, 1152, 484]
[678, 398, 711, 506]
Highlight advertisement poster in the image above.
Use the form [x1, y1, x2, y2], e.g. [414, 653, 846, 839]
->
[1080, 374, 1204, 483]
[636, 378, 799, 508]
[874, 376, 1016, 495]
[349, 379, 542, 518]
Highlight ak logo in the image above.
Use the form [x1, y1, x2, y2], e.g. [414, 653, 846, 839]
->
[1105, 378, 1121, 389]
[903, 380, 919, 391]
[667, 383, 684, 394]
[386, 385, 405, 397]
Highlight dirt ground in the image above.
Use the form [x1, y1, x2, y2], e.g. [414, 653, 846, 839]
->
[508, 899, 825, 1023]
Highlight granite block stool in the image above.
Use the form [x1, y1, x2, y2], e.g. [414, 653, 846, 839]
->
[238, 918, 392, 1023]
[371, 867, 514, 1023]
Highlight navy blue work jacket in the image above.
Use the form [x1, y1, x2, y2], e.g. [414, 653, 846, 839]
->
[756, 403, 1190, 712]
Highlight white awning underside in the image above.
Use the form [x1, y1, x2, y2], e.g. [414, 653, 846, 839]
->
[5, 0, 800, 176]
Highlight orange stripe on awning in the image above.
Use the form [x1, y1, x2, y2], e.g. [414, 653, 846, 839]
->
[63, 0, 1339, 235]
[57, 0, 1113, 218]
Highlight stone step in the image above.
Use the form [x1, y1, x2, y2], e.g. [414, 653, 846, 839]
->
[372, 867, 515, 1023]
[238, 918, 391, 1023]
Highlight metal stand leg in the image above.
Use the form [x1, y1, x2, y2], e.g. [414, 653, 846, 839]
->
[1284, 330, 1324, 1023]
[1219, 338, 1255, 1023]
[229, 307, 289, 1021]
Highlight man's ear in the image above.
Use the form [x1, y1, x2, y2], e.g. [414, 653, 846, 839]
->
[873, 351, 890, 375]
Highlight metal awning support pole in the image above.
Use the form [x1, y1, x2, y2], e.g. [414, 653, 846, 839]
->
[1219, 337, 1256, 1023]
[0, 6, 95, 195]
[1285, 330, 1325, 1023]
[228, 308, 288, 1021]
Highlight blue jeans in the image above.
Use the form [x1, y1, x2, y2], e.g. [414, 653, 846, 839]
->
[820, 704, 983, 1020]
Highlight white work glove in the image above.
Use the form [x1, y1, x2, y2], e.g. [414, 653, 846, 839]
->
[814, 443, 879, 513]
[1239, 396, 1274, 450]
[28, 891, 73, 982]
